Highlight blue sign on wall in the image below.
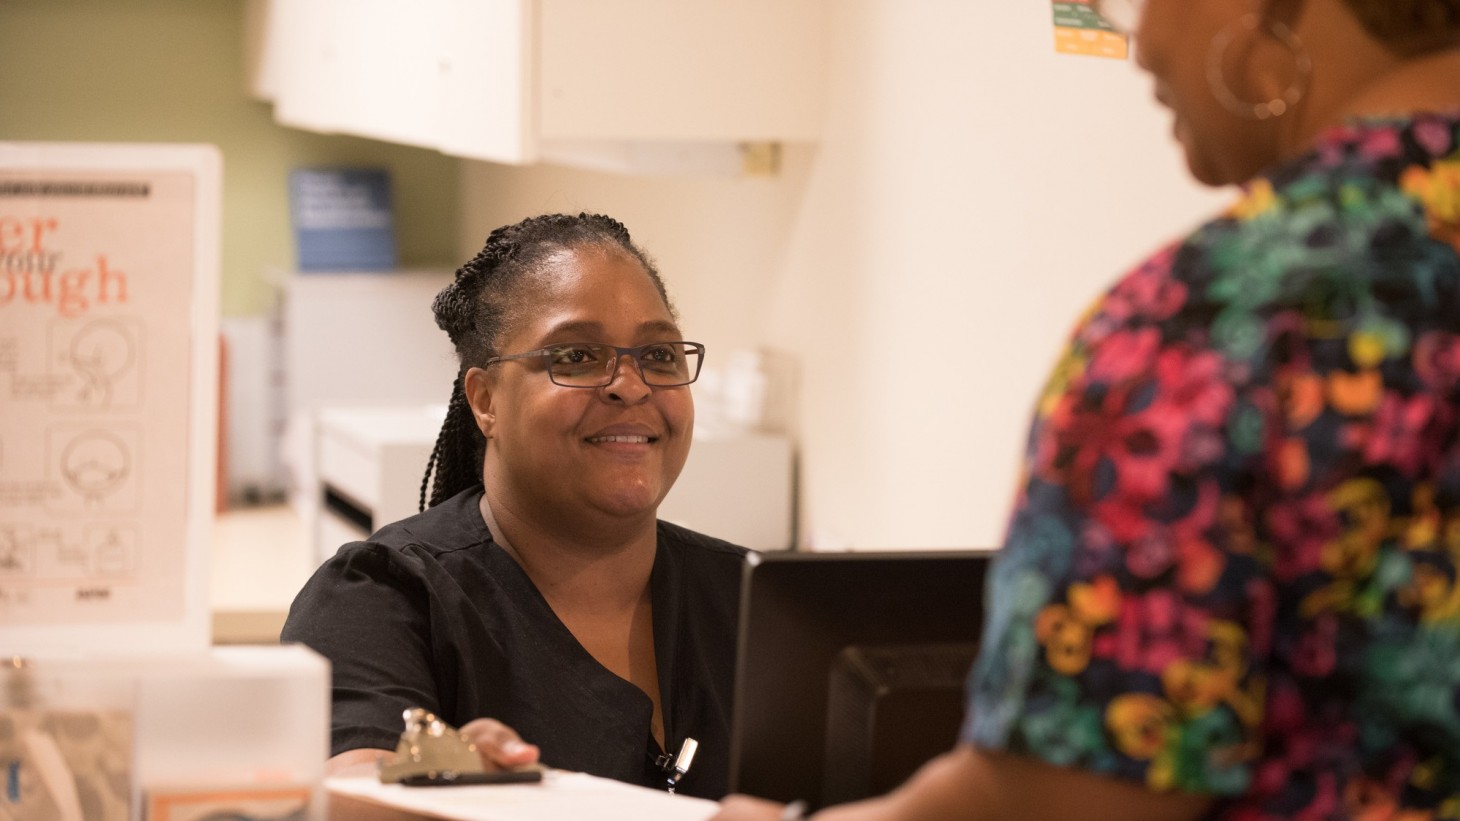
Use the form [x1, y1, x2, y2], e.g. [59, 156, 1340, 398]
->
[289, 167, 397, 272]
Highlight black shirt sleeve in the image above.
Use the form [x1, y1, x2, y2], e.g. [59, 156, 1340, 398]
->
[281, 541, 440, 757]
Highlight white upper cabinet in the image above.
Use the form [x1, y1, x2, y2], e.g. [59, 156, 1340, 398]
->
[436, 0, 535, 163]
[248, 0, 827, 172]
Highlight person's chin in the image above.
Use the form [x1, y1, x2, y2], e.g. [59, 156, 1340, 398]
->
[1183, 158, 1225, 187]
[1175, 125, 1251, 187]
[1178, 139, 1235, 188]
[592, 494, 663, 521]
[588, 474, 666, 518]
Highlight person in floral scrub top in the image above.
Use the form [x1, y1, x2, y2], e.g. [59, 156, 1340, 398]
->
[716, 0, 1460, 819]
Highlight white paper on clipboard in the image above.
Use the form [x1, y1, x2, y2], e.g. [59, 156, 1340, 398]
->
[327, 772, 719, 821]
[0, 143, 221, 656]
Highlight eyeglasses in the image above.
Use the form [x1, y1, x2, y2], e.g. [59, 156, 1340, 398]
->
[1091, 0, 1144, 35]
[484, 341, 706, 388]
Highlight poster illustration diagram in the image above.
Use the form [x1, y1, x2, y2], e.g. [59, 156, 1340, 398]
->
[48, 425, 141, 512]
[0, 523, 137, 581]
[52, 318, 143, 409]
[0, 152, 215, 639]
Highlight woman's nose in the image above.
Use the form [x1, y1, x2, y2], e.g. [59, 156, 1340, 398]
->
[601, 355, 653, 404]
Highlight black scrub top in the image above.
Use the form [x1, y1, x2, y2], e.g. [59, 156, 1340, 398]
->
[280, 487, 748, 799]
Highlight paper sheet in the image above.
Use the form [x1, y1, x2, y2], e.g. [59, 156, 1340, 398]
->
[327, 772, 719, 821]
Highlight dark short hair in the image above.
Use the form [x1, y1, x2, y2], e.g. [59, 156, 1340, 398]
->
[1340, 0, 1460, 53]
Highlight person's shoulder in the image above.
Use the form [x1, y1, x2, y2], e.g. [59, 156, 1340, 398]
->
[330, 486, 490, 565]
[1238, 115, 1447, 218]
[1182, 117, 1455, 280]
[657, 519, 753, 561]
[655, 521, 751, 608]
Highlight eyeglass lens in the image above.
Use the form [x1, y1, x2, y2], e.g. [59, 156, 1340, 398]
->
[1092, 0, 1143, 34]
[546, 343, 701, 387]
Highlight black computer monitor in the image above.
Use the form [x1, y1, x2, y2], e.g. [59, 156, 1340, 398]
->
[726, 550, 991, 810]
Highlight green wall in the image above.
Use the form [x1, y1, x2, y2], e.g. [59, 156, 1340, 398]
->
[0, 0, 462, 316]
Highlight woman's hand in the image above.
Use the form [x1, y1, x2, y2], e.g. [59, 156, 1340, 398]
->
[459, 717, 542, 771]
[713, 796, 799, 820]
[326, 747, 393, 777]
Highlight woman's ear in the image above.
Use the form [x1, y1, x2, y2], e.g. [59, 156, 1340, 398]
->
[463, 367, 497, 438]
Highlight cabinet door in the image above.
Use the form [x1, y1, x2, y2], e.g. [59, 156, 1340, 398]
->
[263, 0, 826, 167]
[332, 0, 451, 150]
[267, 0, 533, 162]
[436, 0, 536, 164]
[271, 0, 348, 133]
[537, 0, 827, 142]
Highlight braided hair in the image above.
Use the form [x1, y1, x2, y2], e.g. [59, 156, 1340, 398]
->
[419, 213, 674, 511]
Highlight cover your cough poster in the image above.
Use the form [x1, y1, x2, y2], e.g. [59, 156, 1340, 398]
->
[0, 145, 219, 654]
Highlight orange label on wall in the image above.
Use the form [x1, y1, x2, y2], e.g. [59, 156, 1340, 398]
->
[1053, 1, 1129, 60]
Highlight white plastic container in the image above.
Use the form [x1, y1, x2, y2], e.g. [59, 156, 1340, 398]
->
[3, 645, 329, 820]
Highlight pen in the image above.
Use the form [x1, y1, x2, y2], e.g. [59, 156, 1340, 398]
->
[662, 736, 698, 793]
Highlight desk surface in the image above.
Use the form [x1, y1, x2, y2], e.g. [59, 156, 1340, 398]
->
[211, 504, 314, 644]
[327, 773, 717, 821]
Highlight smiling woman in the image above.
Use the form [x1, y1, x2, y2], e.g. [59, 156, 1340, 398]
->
[280, 213, 750, 799]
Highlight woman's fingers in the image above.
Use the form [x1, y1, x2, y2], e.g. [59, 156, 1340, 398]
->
[459, 718, 541, 770]
[709, 795, 789, 821]
[326, 747, 394, 777]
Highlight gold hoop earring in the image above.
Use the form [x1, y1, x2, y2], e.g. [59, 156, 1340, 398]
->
[1205, 13, 1311, 121]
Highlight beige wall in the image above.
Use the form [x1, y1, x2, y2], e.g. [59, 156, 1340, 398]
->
[4, 0, 1230, 550]
[459, 2, 1229, 549]
[0, 0, 462, 317]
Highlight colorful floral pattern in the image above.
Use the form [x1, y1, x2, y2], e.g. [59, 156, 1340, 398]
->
[965, 112, 1460, 818]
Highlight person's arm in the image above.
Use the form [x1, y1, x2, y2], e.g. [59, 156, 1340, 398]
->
[715, 744, 1212, 821]
[282, 544, 446, 757]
